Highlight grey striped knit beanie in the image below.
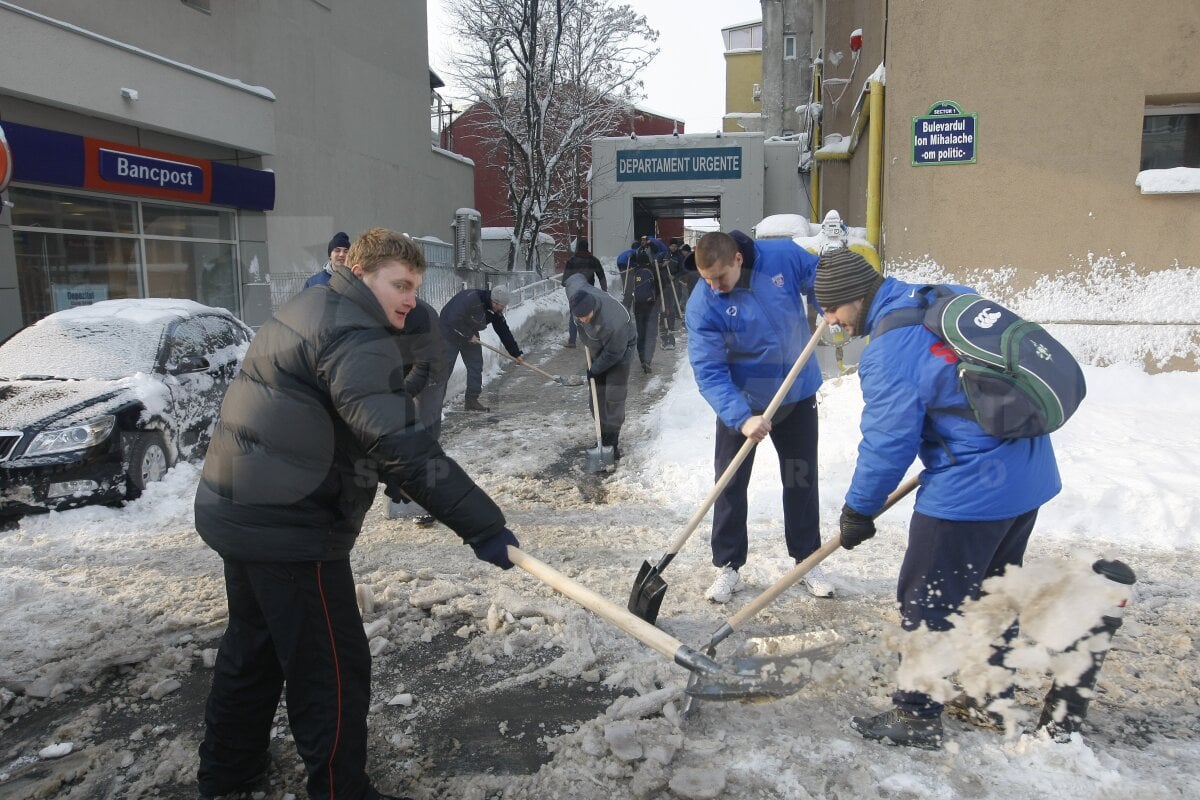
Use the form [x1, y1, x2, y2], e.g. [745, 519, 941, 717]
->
[815, 248, 883, 309]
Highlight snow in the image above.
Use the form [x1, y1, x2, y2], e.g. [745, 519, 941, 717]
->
[1136, 167, 1200, 194]
[1, 260, 1198, 797]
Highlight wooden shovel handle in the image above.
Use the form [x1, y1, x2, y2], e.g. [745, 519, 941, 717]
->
[471, 337, 559, 381]
[583, 347, 604, 447]
[664, 319, 830, 556]
[508, 546, 683, 661]
[724, 474, 921, 630]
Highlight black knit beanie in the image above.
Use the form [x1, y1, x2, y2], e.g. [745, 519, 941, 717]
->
[815, 248, 883, 310]
[328, 231, 350, 256]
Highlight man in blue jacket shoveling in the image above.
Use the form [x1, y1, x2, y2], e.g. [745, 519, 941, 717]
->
[686, 230, 832, 603]
[815, 247, 1061, 750]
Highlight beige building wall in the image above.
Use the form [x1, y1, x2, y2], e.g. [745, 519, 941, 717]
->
[724, 51, 764, 133]
[818, 0, 1199, 287]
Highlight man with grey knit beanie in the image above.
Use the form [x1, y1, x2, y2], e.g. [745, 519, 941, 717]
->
[817, 247, 1061, 751]
[813, 247, 885, 336]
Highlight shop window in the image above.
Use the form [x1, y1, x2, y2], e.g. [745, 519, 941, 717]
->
[9, 185, 239, 327]
[11, 229, 141, 327]
[1141, 104, 1200, 170]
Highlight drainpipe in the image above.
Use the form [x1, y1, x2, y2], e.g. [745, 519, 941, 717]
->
[810, 57, 823, 222]
[866, 79, 884, 252]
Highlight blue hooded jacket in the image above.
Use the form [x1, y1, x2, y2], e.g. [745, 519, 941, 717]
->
[847, 276, 1061, 520]
[685, 231, 823, 430]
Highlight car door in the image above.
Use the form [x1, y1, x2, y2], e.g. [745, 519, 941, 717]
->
[161, 317, 221, 454]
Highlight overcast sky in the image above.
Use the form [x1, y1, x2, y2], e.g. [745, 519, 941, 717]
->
[426, 0, 765, 132]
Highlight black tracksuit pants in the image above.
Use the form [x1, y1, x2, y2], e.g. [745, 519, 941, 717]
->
[710, 397, 820, 569]
[198, 558, 372, 800]
[891, 508, 1039, 717]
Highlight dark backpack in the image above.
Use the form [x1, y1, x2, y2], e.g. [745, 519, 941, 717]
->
[873, 285, 1086, 439]
[632, 266, 657, 305]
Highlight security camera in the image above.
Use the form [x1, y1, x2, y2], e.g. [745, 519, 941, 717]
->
[120, 87, 139, 101]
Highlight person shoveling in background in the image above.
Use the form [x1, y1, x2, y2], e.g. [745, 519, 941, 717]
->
[561, 237, 607, 348]
[815, 247, 1062, 750]
[439, 284, 523, 412]
[565, 273, 637, 462]
[684, 230, 829, 604]
[194, 228, 519, 800]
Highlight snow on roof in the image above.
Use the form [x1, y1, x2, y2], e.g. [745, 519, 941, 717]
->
[433, 145, 474, 166]
[481, 227, 554, 244]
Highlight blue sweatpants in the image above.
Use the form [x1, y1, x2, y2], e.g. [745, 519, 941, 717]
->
[891, 508, 1039, 717]
[710, 397, 820, 569]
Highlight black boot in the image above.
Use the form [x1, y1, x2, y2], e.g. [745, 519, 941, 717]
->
[464, 396, 490, 412]
[850, 708, 944, 749]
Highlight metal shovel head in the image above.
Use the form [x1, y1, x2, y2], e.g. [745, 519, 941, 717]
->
[685, 631, 842, 702]
[628, 560, 668, 623]
[557, 374, 586, 387]
[585, 444, 615, 473]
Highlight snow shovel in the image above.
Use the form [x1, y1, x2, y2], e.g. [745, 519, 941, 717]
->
[684, 475, 920, 707]
[628, 320, 830, 623]
[507, 545, 815, 701]
[471, 337, 584, 386]
[583, 347, 615, 472]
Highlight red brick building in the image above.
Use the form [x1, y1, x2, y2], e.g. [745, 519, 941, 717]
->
[441, 102, 684, 269]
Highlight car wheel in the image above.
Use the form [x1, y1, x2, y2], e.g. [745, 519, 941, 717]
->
[125, 431, 172, 500]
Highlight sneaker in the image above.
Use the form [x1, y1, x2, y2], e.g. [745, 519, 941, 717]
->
[413, 514, 436, 527]
[464, 397, 490, 412]
[850, 708, 944, 750]
[800, 564, 836, 598]
[945, 693, 1006, 731]
[704, 566, 745, 603]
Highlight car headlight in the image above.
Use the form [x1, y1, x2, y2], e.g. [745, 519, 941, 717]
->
[24, 415, 117, 457]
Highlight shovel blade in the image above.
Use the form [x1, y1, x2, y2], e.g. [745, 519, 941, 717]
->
[557, 375, 586, 387]
[585, 445, 615, 473]
[628, 560, 668, 623]
[685, 648, 835, 701]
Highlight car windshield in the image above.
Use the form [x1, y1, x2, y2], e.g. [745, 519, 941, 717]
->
[0, 317, 166, 380]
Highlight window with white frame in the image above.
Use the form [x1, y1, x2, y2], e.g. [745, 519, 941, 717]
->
[784, 34, 797, 59]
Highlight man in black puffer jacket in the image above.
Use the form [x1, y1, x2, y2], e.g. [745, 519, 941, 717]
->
[194, 228, 518, 800]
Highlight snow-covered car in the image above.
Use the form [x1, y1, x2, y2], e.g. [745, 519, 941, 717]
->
[0, 299, 252, 519]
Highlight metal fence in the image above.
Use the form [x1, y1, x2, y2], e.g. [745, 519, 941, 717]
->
[267, 236, 553, 315]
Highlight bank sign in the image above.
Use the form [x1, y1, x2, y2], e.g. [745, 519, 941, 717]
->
[84, 139, 212, 203]
[616, 147, 742, 182]
[912, 101, 977, 166]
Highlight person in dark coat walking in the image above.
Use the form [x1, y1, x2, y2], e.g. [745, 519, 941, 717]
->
[621, 248, 662, 372]
[438, 286, 523, 411]
[565, 273, 637, 460]
[194, 228, 519, 800]
[561, 238, 607, 348]
[304, 230, 350, 288]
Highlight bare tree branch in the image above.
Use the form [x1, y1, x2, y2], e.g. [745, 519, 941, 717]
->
[444, 0, 658, 271]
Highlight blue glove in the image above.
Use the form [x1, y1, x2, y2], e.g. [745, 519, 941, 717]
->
[471, 528, 519, 569]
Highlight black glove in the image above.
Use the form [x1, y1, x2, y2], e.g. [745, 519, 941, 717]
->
[839, 504, 876, 550]
[585, 369, 598, 382]
[470, 528, 519, 570]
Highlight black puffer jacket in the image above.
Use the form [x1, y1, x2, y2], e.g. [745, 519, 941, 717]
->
[195, 268, 505, 562]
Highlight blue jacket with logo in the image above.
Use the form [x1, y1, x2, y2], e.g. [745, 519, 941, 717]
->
[847, 276, 1061, 520]
[685, 231, 823, 430]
